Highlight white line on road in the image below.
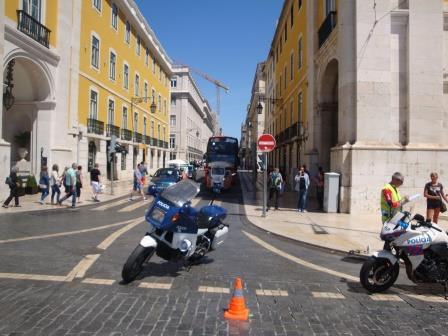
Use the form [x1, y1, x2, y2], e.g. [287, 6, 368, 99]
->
[0, 272, 67, 282]
[312, 292, 345, 299]
[65, 254, 101, 281]
[82, 278, 115, 285]
[198, 286, 230, 294]
[138, 282, 172, 289]
[118, 199, 151, 213]
[243, 231, 359, 282]
[369, 294, 403, 302]
[255, 289, 288, 297]
[97, 218, 144, 250]
[0, 219, 137, 244]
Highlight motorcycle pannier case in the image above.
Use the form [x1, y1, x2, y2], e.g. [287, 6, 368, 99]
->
[211, 226, 228, 250]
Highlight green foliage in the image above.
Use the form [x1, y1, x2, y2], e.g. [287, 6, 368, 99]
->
[26, 175, 37, 188]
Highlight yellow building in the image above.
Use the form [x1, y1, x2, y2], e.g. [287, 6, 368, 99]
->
[78, 0, 172, 179]
[265, 0, 309, 176]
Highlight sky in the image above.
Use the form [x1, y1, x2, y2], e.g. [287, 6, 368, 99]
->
[135, 0, 283, 140]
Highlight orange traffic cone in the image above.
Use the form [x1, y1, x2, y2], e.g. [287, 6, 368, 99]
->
[224, 277, 249, 321]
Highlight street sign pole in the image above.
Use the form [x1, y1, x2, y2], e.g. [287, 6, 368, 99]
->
[110, 154, 114, 195]
[262, 152, 267, 217]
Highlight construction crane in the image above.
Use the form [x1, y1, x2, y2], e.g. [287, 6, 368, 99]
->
[173, 61, 229, 116]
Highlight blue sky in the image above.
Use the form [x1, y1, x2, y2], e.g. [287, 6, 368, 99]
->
[135, 0, 283, 140]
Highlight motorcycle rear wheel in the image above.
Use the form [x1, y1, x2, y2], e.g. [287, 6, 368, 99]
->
[360, 257, 399, 293]
[122, 245, 155, 284]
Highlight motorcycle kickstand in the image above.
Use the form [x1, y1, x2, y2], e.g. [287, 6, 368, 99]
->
[444, 280, 448, 300]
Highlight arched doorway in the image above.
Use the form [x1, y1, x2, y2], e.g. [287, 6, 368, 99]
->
[318, 59, 339, 171]
[2, 56, 52, 174]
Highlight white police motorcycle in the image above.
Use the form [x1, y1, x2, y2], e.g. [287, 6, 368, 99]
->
[122, 179, 229, 283]
[360, 198, 448, 294]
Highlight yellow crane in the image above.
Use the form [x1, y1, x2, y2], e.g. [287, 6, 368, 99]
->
[174, 61, 230, 116]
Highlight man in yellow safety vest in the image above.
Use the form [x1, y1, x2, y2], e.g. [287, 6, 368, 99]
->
[380, 172, 408, 223]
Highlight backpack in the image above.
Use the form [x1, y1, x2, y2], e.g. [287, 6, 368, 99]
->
[5, 176, 12, 187]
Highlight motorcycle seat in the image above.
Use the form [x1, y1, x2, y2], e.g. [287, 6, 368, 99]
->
[197, 205, 227, 229]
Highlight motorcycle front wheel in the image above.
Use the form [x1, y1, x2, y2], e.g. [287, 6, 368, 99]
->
[360, 257, 399, 293]
[121, 245, 155, 284]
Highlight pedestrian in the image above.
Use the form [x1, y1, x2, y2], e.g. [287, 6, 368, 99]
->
[76, 165, 83, 203]
[2, 166, 21, 208]
[267, 167, 283, 211]
[59, 163, 77, 208]
[140, 161, 148, 186]
[294, 165, 310, 212]
[380, 172, 408, 223]
[424, 172, 448, 224]
[90, 163, 101, 202]
[180, 168, 188, 180]
[314, 166, 324, 210]
[38, 166, 50, 205]
[61, 166, 68, 191]
[129, 163, 145, 201]
[50, 164, 61, 205]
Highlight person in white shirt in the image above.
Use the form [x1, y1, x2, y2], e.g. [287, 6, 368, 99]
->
[50, 164, 61, 205]
[294, 165, 310, 212]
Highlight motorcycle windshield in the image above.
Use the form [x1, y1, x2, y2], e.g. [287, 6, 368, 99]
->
[160, 179, 200, 207]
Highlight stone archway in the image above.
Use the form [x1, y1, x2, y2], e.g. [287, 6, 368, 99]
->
[318, 58, 339, 171]
[2, 56, 52, 174]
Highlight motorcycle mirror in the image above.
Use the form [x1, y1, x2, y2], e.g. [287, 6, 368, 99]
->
[413, 214, 425, 222]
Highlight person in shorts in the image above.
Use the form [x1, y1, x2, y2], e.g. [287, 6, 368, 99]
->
[129, 163, 145, 201]
[424, 172, 448, 224]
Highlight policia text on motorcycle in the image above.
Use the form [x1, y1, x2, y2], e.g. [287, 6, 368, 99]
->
[380, 172, 409, 223]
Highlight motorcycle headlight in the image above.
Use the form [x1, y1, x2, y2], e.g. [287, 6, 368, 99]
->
[179, 239, 192, 253]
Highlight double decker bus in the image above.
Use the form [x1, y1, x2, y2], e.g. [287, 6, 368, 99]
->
[204, 136, 239, 193]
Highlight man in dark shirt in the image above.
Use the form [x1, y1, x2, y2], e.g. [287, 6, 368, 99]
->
[90, 163, 101, 202]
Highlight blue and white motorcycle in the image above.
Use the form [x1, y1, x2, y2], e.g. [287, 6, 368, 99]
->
[122, 179, 229, 284]
[360, 202, 448, 293]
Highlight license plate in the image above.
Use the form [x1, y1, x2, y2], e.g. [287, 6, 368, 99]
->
[150, 207, 165, 222]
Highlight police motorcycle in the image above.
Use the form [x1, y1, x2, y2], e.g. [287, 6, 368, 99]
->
[360, 195, 448, 294]
[121, 179, 229, 284]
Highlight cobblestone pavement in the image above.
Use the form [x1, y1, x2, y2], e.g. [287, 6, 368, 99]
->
[1, 178, 448, 335]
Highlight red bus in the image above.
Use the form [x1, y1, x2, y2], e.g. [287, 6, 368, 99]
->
[204, 136, 239, 192]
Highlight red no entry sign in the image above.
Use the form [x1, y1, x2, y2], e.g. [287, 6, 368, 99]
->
[257, 134, 276, 152]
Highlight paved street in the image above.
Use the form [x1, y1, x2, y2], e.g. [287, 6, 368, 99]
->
[1, 176, 448, 336]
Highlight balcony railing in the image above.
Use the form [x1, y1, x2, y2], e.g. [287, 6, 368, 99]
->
[157, 139, 163, 148]
[106, 124, 120, 137]
[318, 11, 337, 48]
[121, 128, 133, 141]
[133, 132, 143, 143]
[87, 118, 104, 135]
[163, 141, 168, 149]
[17, 10, 51, 48]
[143, 135, 151, 145]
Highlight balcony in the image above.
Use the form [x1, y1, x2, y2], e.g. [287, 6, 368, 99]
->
[157, 139, 163, 148]
[163, 141, 168, 149]
[17, 10, 51, 48]
[149, 137, 157, 147]
[121, 128, 133, 141]
[87, 118, 104, 135]
[143, 135, 151, 145]
[133, 132, 143, 143]
[106, 124, 120, 137]
[318, 11, 337, 48]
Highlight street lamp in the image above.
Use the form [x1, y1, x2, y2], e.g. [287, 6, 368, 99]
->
[3, 60, 15, 110]
[150, 101, 157, 114]
[131, 96, 157, 114]
[256, 102, 263, 115]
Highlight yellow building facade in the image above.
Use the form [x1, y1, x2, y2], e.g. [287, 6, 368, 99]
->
[78, 0, 172, 179]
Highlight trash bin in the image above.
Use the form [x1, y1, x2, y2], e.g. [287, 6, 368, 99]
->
[324, 172, 340, 213]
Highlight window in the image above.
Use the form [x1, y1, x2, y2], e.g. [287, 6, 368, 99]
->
[121, 152, 126, 170]
[150, 121, 154, 137]
[284, 25, 287, 42]
[134, 112, 138, 131]
[325, 0, 334, 16]
[152, 57, 156, 74]
[123, 64, 129, 89]
[134, 74, 140, 96]
[158, 95, 161, 112]
[171, 76, 177, 88]
[164, 100, 167, 115]
[157, 124, 161, 139]
[284, 67, 287, 89]
[91, 35, 99, 69]
[111, 3, 118, 29]
[170, 115, 176, 126]
[136, 36, 141, 56]
[122, 106, 128, 129]
[170, 134, 176, 149]
[298, 37, 303, 69]
[143, 117, 147, 136]
[151, 89, 155, 103]
[290, 100, 293, 124]
[290, 4, 294, 27]
[163, 127, 166, 141]
[108, 99, 115, 124]
[145, 48, 149, 66]
[298, 0, 302, 11]
[125, 21, 130, 44]
[280, 36, 283, 53]
[171, 97, 176, 105]
[290, 52, 294, 81]
[92, 0, 101, 12]
[144, 82, 148, 99]
[23, 0, 41, 21]
[89, 90, 98, 119]
[109, 51, 116, 80]
[298, 92, 303, 123]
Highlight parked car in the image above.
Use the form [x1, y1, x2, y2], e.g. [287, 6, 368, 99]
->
[146, 168, 181, 194]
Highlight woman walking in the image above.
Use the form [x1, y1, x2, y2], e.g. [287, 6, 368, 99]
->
[294, 165, 310, 212]
[39, 166, 50, 205]
[2, 166, 21, 208]
[50, 164, 61, 205]
[424, 172, 448, 223]
[76, 165, 83, 203]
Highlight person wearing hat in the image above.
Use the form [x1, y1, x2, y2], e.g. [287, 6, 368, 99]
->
[380, 172, 408, 223]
